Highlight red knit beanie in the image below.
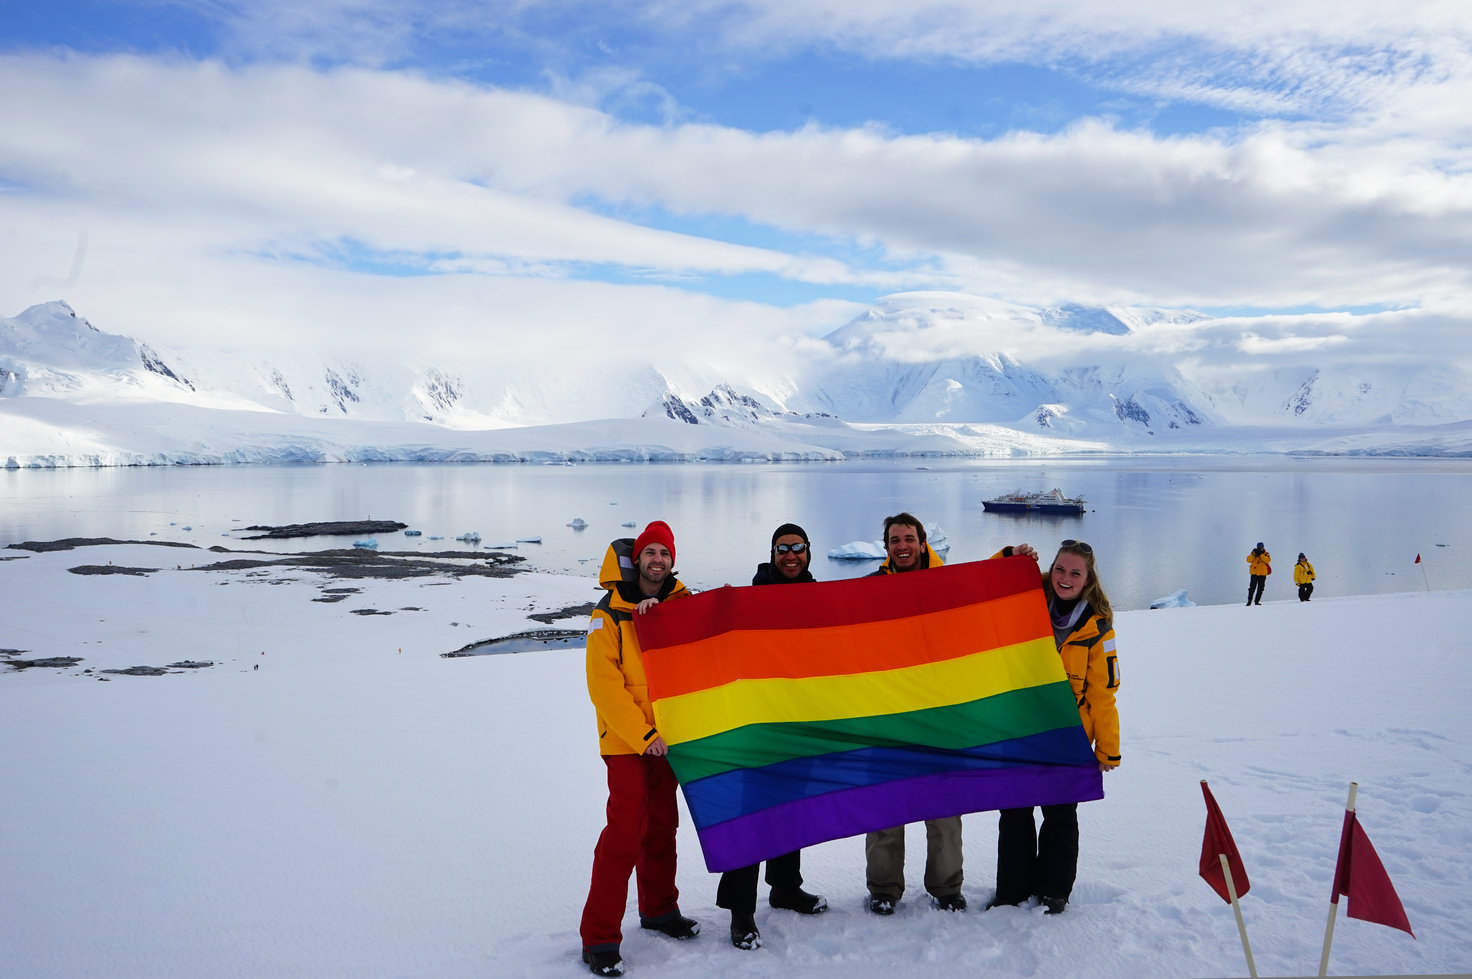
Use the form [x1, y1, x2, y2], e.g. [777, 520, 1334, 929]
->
[633, 520, 676, 567]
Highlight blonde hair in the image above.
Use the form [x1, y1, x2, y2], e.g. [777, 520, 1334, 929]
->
[1044, 541, 1114, 622]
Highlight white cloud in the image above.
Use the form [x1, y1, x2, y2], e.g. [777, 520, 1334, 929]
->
[6, 2, 1472, 379]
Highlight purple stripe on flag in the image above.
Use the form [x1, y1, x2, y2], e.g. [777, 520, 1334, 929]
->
[692, 764, 1104, 872]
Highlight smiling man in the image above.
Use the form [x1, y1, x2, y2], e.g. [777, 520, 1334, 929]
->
[863, 512, 1038, 916]
[579, 521, 700, 976]
[862, 511, 966, 914]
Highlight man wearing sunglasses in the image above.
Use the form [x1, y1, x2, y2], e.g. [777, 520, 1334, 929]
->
[718, 523, 827, 951]
[863, 512, 1038, 916]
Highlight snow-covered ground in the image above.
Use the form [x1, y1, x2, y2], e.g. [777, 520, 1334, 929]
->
[2, 540, 1468, 978]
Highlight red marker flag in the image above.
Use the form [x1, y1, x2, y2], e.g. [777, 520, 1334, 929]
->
[1200, 781, 1250, 903]
[1331, 809, 1415, 937]
[1415, 553, 1422, 564]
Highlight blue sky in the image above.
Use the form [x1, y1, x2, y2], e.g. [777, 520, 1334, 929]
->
[3, 0, 1471, 378]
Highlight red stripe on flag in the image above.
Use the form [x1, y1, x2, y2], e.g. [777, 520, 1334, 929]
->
[636, 555, 1041, 651]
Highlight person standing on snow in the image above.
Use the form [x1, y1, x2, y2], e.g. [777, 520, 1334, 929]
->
[717, 522, 829, 951]
[579, 521, 699, 977]
[862, 511, 1036, 916]
[989, 539, 1121, 916]
[1295, 552, 1316, 602]
[1246, 543, 1272, 606]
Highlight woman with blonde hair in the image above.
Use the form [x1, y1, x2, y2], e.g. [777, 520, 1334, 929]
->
[988, 539, 1120, 915]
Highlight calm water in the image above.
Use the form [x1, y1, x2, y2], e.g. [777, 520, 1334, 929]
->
[3, 457, 1469, 611]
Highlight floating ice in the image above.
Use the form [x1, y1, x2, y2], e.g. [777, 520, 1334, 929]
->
[455, 532, 481, 543]
[1149, 589, 1196, 609]
[829, 540, 886, 560]
[567, 518, 588, 529]
[353, 539, 378, 550]
[404, 529, 422, 536]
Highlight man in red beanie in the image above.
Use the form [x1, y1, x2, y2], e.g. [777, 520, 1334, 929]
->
[580, 520, 698, 976]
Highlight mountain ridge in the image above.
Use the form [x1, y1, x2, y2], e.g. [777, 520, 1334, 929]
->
[4, 298, 1471, 465]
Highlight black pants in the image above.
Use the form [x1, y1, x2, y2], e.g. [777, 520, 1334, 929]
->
[1247, 575, 1266, 605]
[715, 850, 803, 913]
[994, 804, 1079, 905]
[1298, 582, 1314, 601]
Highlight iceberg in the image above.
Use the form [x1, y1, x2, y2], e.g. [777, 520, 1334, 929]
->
[829, 540, 886, 560]
[1149, 589, 1196, 609]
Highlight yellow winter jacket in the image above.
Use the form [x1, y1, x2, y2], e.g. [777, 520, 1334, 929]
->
[1294, 560, 1316, 584]
[1247, 550, 1272, 576]
[585, 556, 690, 756]
[1058, 610, 1121, 765]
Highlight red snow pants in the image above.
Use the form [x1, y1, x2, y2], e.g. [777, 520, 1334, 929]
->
[579, 753, 681, 950]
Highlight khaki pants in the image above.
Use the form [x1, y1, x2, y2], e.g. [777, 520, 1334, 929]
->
[865, 816, 963, 901]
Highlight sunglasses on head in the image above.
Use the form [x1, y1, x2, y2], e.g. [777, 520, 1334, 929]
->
[1061, 539, 1093, 555]
[775, 541, 808, 554]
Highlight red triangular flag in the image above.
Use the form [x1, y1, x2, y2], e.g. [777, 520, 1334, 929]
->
[1415, 553, 1422, 564]
[1331, 810, 1415, 937]
[1199, 781, 1250, 903]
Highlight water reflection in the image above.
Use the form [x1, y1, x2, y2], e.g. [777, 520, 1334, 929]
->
[3, 457, 1469, 611]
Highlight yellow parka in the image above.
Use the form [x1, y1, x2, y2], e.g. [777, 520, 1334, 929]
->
[1294, 559, 1316, 584]
[1247, 549, 1272, 576]
[1057, 610, 1121, 765]
[585, 542, 689, 756]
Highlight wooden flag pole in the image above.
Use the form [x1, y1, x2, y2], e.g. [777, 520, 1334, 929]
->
[1220, 854, 1258, 978]
[1319, 782, 1359, 977]
[1420, 560, 1431, 594]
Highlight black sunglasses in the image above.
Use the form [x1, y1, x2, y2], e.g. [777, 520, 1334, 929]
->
[775, 542, 808, 554]
[1061, 539, 1093, 555]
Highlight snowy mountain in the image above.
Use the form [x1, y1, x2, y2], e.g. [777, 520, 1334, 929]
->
[4, 297, 1471, 467]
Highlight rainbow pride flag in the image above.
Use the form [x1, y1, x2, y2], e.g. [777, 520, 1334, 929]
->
[637, 556, 1104, 872]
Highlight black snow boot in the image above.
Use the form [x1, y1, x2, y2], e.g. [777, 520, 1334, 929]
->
[582, 947, 624, 976]
[639, 910, 700, 940]
[730, 911, 762, 950]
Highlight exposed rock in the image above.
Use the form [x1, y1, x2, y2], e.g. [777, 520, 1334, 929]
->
[241, 520, 408, 540]
[167, 660, 214, 669]
[6, 657, 84, 669]
[442, 629, 585, 657]
[7, 538, 198, 553]
[528, 602, 597, 624]
[190, 549, 524, 580]
[101, 666, 169, 676]
[68, 565, 158, 576]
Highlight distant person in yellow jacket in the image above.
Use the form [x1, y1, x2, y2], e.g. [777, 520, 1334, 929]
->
[1246, 543, 1271, 606]
[1295, 553, 1316, 602]
[579, 521, 699, 977]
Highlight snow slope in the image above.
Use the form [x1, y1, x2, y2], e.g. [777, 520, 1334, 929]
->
[2, 541, 1468, 978]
